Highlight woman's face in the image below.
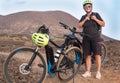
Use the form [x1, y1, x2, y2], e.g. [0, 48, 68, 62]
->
[84, 4, 92, 13]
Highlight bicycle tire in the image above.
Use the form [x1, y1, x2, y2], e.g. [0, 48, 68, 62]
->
[4, 47, 46, 83]
[101, 43, 107, 64]
[57, 47, 83, 82]
[91, 42, 107, 71]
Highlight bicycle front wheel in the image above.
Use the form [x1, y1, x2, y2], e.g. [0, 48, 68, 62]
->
[57, 47, 83, 82]
[4, 47, 46, 83]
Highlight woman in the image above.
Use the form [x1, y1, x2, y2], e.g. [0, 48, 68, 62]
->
[77, 0, 105, 79]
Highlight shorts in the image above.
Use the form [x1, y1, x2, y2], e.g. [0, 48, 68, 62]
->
[82, 36, 101, 56]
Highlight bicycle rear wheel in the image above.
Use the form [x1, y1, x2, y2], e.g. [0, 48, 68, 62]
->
[57, 47, 83, 82]
[101, 43, 107, 64]
[4, 47, 46, 83]
[91, 43, 107, 71]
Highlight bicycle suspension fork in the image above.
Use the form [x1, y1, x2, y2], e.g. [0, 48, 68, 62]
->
[24, 47, 39, 70]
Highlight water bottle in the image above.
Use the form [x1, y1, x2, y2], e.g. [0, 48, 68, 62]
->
[54, 49, 61, 62]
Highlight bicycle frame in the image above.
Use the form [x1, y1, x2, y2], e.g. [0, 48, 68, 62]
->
[25, 24, 82, 71]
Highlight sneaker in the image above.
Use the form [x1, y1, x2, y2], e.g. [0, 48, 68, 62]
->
[82, 71, 91, 77]
[96, 72, 101, 79]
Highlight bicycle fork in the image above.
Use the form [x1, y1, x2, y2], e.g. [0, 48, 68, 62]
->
[24, 47, 39, 70]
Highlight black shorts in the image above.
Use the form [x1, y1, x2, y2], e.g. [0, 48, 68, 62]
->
[82, 36, 101, 56]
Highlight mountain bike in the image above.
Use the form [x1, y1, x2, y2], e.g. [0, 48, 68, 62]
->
[59, 22, 107, 71]
[4, 24, 83, 83]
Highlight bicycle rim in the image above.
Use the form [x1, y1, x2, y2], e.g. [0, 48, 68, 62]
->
[4, 47, 46, 83]
[101, 43, 107, 64]
[57, 47, 83, 82]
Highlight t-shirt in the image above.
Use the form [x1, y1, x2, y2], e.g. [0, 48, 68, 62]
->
[79, 12, 103, 37]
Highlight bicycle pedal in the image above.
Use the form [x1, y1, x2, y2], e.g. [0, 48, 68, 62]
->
[38, 64, 44, 68]
[55, 69, 66, 73]
[55, 69, 63, 72]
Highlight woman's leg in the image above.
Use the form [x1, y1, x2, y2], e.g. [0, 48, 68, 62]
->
[95, 55, 101, 79]
[82, 55, 91, 77]
[85, 55, 91, 72]
[95, 55, 101, 72]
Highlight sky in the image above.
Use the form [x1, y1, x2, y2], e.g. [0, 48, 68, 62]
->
[0, 0, 120, 40]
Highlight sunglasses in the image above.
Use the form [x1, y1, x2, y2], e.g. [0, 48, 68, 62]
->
[84, 5, 92, 9]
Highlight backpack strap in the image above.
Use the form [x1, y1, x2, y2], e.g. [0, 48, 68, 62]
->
[91, 12, 102, 31]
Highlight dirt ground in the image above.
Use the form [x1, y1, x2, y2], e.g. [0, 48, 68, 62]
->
[0, 34, 120, 83]
[0, 51, 120, 83]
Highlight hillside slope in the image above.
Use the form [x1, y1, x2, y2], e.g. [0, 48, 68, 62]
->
[0, 10, 114, 41]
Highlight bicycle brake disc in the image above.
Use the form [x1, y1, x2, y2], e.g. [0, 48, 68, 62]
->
[19, 63, 31, 75]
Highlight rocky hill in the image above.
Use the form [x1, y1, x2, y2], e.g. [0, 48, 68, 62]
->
[0, 10, 114, 41]
[0, 11, 78, 36]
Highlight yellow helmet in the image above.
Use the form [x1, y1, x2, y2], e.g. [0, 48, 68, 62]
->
[83, 0, 93, 6]
[32, 33, 49, 47]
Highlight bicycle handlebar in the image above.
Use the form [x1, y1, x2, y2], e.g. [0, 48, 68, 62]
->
[35, 23, 91, 48]
[59, 22, 69, 29]
[36, 24, 50, 34]
[59, 22, 91, 38]
[59, 22, 77, 34]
